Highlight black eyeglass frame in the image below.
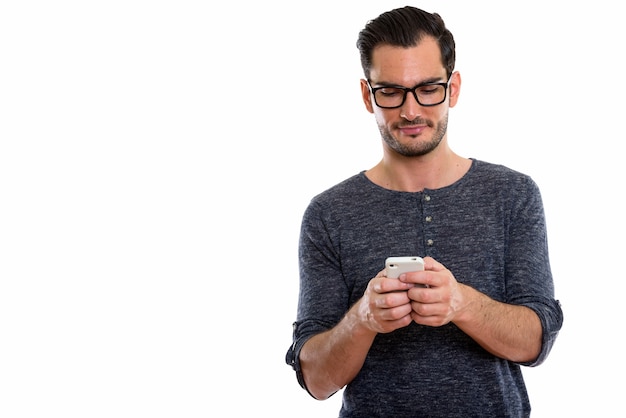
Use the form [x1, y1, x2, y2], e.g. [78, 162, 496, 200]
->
[366, 77, 452, 109]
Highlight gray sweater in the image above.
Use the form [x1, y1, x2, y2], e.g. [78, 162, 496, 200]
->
[287, 159, 563, 417]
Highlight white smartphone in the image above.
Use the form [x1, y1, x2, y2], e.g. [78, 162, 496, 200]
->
[385, 256, 425, 279]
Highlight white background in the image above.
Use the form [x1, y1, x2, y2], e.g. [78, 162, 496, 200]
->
[1, 1, 623, 417]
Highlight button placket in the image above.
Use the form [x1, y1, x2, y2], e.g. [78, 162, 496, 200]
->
[424, 194, 434, 247]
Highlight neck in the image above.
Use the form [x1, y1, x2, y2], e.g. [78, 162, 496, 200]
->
[366, 144, 471, 192]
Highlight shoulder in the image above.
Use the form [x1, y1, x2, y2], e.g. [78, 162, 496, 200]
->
[310, 172, 372, 205]
[471, 159, 530, 179]
[469, 159, 538, 191]
[465, 160, 546, 220]
[302, 172, 387, 225]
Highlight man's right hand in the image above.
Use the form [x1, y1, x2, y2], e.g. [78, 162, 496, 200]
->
[356, 269, 415, 333]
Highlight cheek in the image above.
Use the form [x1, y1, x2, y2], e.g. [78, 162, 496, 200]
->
[373, 109, 390, 128]
[374, 108, 401, 127]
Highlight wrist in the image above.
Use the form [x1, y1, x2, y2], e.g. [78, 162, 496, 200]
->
[451, 283, 481, 325]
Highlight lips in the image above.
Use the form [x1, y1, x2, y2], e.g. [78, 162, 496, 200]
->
[398, 125, 426, 135]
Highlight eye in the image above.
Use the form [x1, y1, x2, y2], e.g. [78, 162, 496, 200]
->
[417, 85, 442, 95]
[378, 87, 403, 97]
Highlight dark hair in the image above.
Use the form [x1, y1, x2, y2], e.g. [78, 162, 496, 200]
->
[356, 6, 455, 80]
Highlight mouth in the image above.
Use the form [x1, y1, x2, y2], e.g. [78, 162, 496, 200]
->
[398, 124, 426, 136]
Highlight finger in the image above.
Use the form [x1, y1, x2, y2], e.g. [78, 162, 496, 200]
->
[411, 311, 448, 327]
[422, 256, 446, 271]
[373, 276, 415, 294]
[375, 289, 411, 309]
[398, 271, 430, 288]
[380, 303, 413, 321]
[407, 286, 441, 303]
[410, 300, 427, 317]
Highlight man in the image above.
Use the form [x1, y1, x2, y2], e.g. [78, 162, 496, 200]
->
[286, 6, 563, 417]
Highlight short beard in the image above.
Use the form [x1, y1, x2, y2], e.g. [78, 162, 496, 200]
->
[378, 112, 449, 157]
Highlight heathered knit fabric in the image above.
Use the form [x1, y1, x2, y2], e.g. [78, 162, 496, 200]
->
[288, 159, 563, 417]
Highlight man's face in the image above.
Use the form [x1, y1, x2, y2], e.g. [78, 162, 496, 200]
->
[360, 37, 460, 157]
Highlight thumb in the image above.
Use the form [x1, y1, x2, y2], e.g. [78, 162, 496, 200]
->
[422, 256, 446, 271]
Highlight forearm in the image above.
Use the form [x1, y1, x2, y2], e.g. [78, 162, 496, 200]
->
[453, 284, 542, 363]
[299, 306, 377, 400]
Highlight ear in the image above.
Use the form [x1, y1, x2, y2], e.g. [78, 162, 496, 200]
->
[448, 71, 461, 108]
[360, 79, 375, 114]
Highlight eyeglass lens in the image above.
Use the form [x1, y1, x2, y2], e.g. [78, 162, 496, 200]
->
[374, 84, 446, 108]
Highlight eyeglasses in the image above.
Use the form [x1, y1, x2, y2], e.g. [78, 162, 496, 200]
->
[367, 78, 451, 109]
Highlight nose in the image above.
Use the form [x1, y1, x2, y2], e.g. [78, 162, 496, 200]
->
[400, 91, 422, 120]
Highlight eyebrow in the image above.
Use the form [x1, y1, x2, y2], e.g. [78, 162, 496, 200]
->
[370, 76, 446, 88]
